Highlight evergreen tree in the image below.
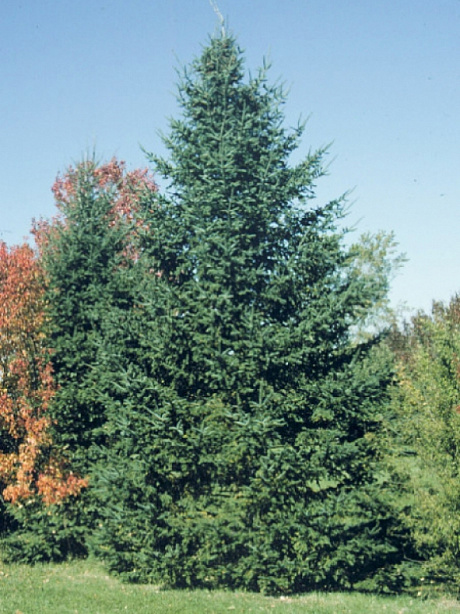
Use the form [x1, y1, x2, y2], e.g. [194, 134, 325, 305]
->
[95, 33, 407, 593]
[0, 158, 158, 562]
[34, 158, 156, 473]
[37, 162, 127, 471]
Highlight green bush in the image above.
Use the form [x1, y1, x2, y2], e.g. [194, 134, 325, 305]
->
[388, 295, 460, 586]
[2, 496, 89, 563]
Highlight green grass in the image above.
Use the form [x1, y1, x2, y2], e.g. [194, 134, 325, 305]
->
[0, 559, 459, 614]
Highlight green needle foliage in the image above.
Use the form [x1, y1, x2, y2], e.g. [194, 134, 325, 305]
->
[93, 33, 407, 593]
[40, 162, 139, 472]
[2, 159, 156, 563]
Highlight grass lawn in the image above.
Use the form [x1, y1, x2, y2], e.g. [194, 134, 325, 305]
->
[1, 559, 459, 614]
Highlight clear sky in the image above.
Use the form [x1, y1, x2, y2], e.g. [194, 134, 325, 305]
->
[1, 0, 459, 315]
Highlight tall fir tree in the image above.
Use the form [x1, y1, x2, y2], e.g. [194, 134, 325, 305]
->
[94, 33, 408, 593]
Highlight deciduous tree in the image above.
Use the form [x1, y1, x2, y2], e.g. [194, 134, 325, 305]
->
[388, 295, 460, 585]
[0, 242, 86, 509]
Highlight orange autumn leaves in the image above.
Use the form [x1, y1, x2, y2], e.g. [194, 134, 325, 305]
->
[0, 240, 86, 505]
[1, 158, 156, 507]
[34, 157, 157, 262]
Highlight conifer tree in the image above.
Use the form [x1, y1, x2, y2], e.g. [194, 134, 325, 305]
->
[0, 159, 158, 563]
[94, 33, 406, 593]
[34, 158, 156, 474]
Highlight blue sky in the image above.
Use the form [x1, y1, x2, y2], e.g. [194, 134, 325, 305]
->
[1, 0, 459, 314]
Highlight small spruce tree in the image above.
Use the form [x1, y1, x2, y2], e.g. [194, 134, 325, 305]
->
[1, 158, 158, 562]
[34, 158, 156, 473]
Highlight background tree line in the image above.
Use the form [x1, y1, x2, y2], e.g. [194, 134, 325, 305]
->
[1, 32, 459, 595]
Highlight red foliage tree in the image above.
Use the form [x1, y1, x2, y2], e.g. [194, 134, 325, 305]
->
[33, 157, 157, 262]
[0, 241, 87, 505]
[1, 158, 156, 507]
